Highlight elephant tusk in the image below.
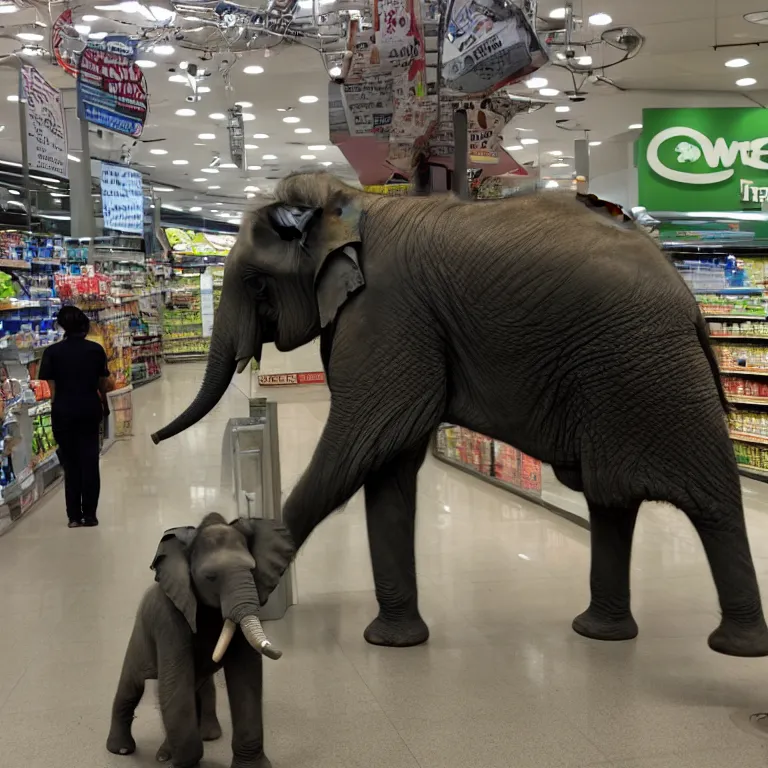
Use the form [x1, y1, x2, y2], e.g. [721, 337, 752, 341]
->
[212, 618, 237, 663]
[240, 615, 283, 660]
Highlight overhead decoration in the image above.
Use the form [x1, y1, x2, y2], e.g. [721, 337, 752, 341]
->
[51, 8, 87, 77]
[76, 36, 148, 138]
[101, 162, 145, 234]
[20, 65, 69, 179]
[227, 106, 247, 171]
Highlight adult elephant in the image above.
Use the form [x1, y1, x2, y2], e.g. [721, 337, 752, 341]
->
[153, 172, 768, 657]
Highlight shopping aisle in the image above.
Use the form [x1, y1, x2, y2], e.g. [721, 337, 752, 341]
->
[2, 365, 768, 766]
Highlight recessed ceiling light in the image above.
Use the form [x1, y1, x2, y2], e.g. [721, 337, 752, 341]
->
[329, 65, 342, 77]
[540, 88, 559, 96]
[175, 108, 195, 116]
[525, 77, 548, 88]
[244, 144, 259, 149]
[16, 32, 44, 41]
[737, 77, 757, 86]
[198, 86, 211, 94]
[589, 140, 602, 146]
[520, 138, 539, 145]
[283, 116, 300, 123]
[578, 55, 593, 66]
[89, 31, 108, 39]
[629, 123, 643, 130]
[209, 112, 226, 120]
[745, 11, 768, 24]
[201, 168, 219, 173]
[153, 185, 175, 192]
[168, 74, 187, 83]
[198, 133, 216, 139]
[0, 1, 19, 12]
[136, 60, 157, 69]
[236, 101, 253, 107]
[244, 65, 264, 74]
[276, 107, 290, 112]
[209, 210, 218, 214]
[207, 185, 221, 189]
[241, 113, 255, 121]
[152, 44, 175, 55]
[194, 143, 205, 146]
[299, 95, 319, 103]
[725, 58, 750, 68]
[150, 148, 168, 155]
[588, 12, 612, 25]
[550, 162, 569, 168]
[319, 161, 333, 166]
[247, 165, 262, 170]
[300, 154, 316, 160]
[246, 192, 256, 199]
[307, 145, 326, 150]
[555, 105, 570, 112]
[262, 154, 277, 160]
[74, 24, 91, 34]
[545, 180, 560, 188]
[219, 163, 237, 169]
[549, 8, 566, 18]
[504, 144, 523, 151]
[189, 206, 202, 212]
[252, 133, 269, 139]
[7, 95, 18, 102]
[193, 177, 206, 182]
[172, 159, 189, 165]
[244, 185, 260, 192]
[548, 150, 564, 156]
[82, 14, 100, 21]
[294, 128, 311, 134]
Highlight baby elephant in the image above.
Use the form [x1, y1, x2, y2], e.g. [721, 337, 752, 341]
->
[107, 513, 295, 768]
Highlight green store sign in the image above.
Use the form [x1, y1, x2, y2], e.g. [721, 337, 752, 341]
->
[638, 108, 768, 211]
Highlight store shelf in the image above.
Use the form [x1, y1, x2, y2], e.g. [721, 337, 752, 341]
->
[0, 259, 30, 271]
[132, 373, 162, 387]
[730, 431, 768, 446]
[165, 352, 208, 362]
[727, 395, 768, 406]
[721, 368, 768, 377]
[703, 315, 768, 321]
[711, 336, 768, 341]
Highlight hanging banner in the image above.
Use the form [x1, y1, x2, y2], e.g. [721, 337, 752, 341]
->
[101, 163, 144, 234]
[51, 9, 83, 78]
[77, 36, 148, 138]
[200, 271, 215, 338]
[441, 0, 547, 95]
[227, 107, 246, 171]
[20, 66, 68, 178]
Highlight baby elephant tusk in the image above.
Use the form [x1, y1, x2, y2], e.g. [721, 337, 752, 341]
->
[240, 615, 283, 660]
[212, 618, 237, 663]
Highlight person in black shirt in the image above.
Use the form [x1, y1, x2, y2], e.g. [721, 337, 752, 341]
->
[39, 306, 110, 528]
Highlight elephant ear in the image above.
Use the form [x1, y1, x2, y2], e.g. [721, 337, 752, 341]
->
[311, 192, 365, 328]
[230, 518, 295, 606]
[150, 526, 197, 633]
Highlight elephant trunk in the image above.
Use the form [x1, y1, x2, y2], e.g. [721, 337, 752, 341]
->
[211, 569, 282, 662]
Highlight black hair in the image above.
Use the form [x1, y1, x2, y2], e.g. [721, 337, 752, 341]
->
[56, 305, 90, 337]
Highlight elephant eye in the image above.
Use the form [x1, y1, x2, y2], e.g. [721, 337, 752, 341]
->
[204, 573, 218, 583]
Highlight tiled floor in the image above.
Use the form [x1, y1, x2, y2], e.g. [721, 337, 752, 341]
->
[2, 363, 768, 767]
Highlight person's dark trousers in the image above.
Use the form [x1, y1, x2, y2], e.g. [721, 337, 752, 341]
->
[53, 423, 101, 523]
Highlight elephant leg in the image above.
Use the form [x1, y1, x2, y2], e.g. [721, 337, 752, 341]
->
[197, 675, 222, 741]
[106, 637, 145, 756]
[156, 644, 203, 768]
[224, 634, 271, 768]
[572, 501, 640, 642]
[363, 440, 430, 648]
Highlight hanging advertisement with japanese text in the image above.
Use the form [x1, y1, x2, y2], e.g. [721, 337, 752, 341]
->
[21, 66, 68, 178]
[101, 163, 144, 234]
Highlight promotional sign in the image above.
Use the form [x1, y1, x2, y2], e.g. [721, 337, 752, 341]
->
[200, 271, 215, 338]
[51, 9, 83, 77]
[257, 372, 326, 386]
[101, 163, 144, 234]
[20, 66, 68, 178]
[77, 36, 147, 138]
[639, 108, 768, 212]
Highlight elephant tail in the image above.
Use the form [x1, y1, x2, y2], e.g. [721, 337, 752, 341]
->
[695, 313, 730, 414]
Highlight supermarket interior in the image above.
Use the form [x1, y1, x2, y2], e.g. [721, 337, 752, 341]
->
[6, 0, 768, 767]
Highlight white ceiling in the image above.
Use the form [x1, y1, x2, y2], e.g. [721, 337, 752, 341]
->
[0, 0, 767, 210]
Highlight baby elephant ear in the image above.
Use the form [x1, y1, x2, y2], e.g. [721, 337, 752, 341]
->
[230, 518, 295, 606]
[151, 526, 197, 633]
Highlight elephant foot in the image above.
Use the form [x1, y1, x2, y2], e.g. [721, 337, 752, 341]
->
[708, 618, 768, 657]
[364, 614, 429, 647]
[231, 753, 272, 768]
[200, 717, 222, 742]
[572, 608, 638, 642]
[156, 739, 171, 763]
[155, 739, 202, 768]
[106, 724, 136, 756]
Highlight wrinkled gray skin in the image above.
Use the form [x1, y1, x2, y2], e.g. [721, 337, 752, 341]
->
[106, 513, 294, 768]
[153, 172, 768, 657]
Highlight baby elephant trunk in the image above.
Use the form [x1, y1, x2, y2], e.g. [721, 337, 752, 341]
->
[212, 569, 282, 663]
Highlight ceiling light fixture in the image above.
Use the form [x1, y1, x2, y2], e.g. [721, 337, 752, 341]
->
[201, 168, 219, 173]
[745, 11, 768, 24]
[168, 74, 187, 83]
[74, 24, 91, 34]
[241, 113, 255, 121]
[545, 180, 560, 188]
[161, 203, 183, 211]
[549, 7, 566, 19]
[262, 154, 277, 160]
[737, 77, 757, 86]
[555, 105, 570, 112]
[725, 58, 750, 68]
[207, 185, 221, 189]
[193, 177, 206, 182]
[283, 116, 300, 123]
[588, 12, 612, 25]
[150, 148, 168, 155]
[136, 60, 157, 68]
[307, 145, 326, 150]
[294, 128, 311, 134]
[329, 65, 342, 77]
[299, 95, 319, 103]
[252, 133, 269, 139]
[0, 1, 20, 12]
[550, 162, 569, 168]
[89, 31, 108, 39]
[152, 44, 175, 55]
[520, 138, 539, 145]
[246, 193, 256, 199]
[176, 108, 195, 116]
[247, 165, 262, 170]
[198, 86, 211, 94]
[629, 123, 642, 130]
[189, 206, 202, 212]
[172, 159, 189, 165]
[82, 13, 100, 21]
[209, 112, 225, 120]
[504, 144, 523, 151]
[578, 55, 593, 66]
[16, 32, 44, 41]
[244, 144, 259, 149]
[300, 154, 316, 160]
[589, 140, 602, 146]
[219, 163, 237, 169]
[244, 185, 260, 192]
[235, 101, 253, 107]
[6, 95, 18, 102]
[319, 161, 333, 166]
[540, 88, 560, 96]
[67, 154, 81, 162]
[244, 65, 264, 74]
[198, 133, 215, 139]
[525, 77, 548, 88]
[153, 185, 175, 192]
[548, 150, 564, 156]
